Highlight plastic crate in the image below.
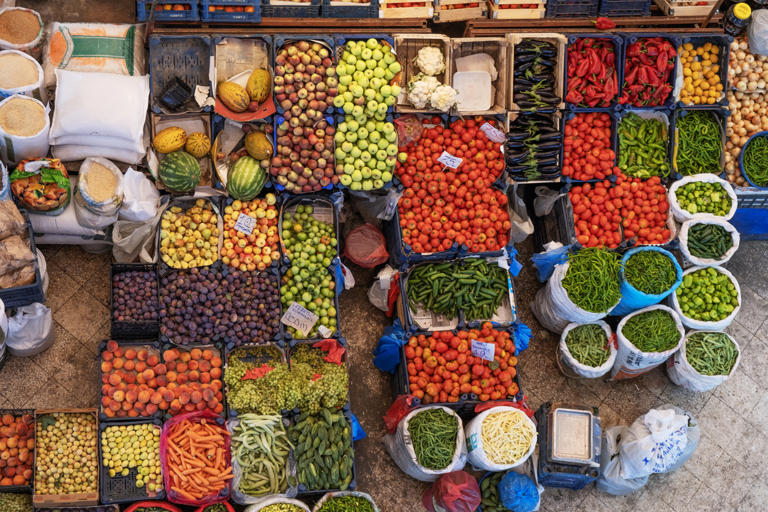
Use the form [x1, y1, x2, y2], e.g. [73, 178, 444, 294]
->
[262, 0, 321, 17]
[137, 1, 200, 21]
[323, 0, 379, 17]
[158, 342, 227, 419]
[527, 182, 575, 251]
[0, 210, 44, 308]
[201, 0, 260, 21]
[99, 419, 165, 505]
[545, 0, 598, 17]
[671, 107, 728, 179]
[0, 409, 34, 494]
[110, 263, 160, 340]
[564, 34, 623, 111]
[562, 110, 619, 183]
[620, 34, 681, 110]
[598, 0, 650, 16]
[224, 343, 288, 418]
[616, 109, 673, 180]
[149, 35, 212, 114]
[676, 34, 732, 109]
[731, 187, 768, 239]
[506, 111, 563, 182]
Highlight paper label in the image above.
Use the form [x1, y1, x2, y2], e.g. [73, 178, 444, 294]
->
[281, 302, 319, 335]
[480, 122, 506, 143]
[437, 151, 463, 169]
[318, 324, 333, 338]
[471, 339, 496, 362]
[234, 212, 257, 235]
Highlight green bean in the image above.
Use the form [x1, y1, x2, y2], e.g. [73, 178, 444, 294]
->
[318, 495, 376, 512]
[618, 113, 671, 178]
[621, 309, 681, 352]
[685, 332, 738, 376]
[624, 250, 677, 295]
[676, 110, 722, 176]
[742, 134, 768, 186]
[565, 324, 610, 367]
[408, 409, 459, 470]
[561, 248, 622, 313]
[687, 223, 733, 260]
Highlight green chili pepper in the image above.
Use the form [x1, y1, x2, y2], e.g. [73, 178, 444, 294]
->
[676, 110, 723, 176]
[624, 250, 677, 295]
[621, 309, 681, 352]
[742, 134, 768, 186]
[618, 113, 670, 178]
[408, 409, 459, 470]
[565, 324, 611, 367]
[561, 248, 622, 313]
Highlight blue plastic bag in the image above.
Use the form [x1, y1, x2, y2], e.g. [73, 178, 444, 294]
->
[348, 411, 368, 441]
[373, 319, 408, 373]
[611, 247, 683, 316]
[531, 244, 570, 282]
[507, 246, 523, 277]
[499, 471, 540, 512]
[512, 321, 532, 355]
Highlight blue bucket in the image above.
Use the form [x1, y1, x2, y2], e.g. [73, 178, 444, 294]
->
[611, 246, 682, 316]
[739, 131, 768, 190]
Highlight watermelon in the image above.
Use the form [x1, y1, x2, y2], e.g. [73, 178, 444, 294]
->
[227, 156, 267, 200]
[159, 151, 201, 193]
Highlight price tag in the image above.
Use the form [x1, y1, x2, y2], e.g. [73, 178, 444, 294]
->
[437, 151, 463, 169]
[318, 324, 333, 338]
[281, 302, 319, 335]
[234, 213, 257, 236]
[471, 339, 496, 362]
[480, 122, 506, 143]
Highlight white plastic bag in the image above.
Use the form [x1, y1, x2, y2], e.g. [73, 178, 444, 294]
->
[74, 157, 124, 230]
[619, 408, 690, 479]
[749, 10, 768, 56]
[0, 94, 49, 164]
[659, 405, 700, 474]
[669, 266, 741, 331]
[313, 491, 380, 512]
[0, 7, 43, 58]
[557, 321, 616, 379]
[6, 302, 54, 357]
[611, 304, 685, 381]
[112, 198, 169, 263]
[531, 262, 619, 334]
[509, 184, 534, 243]
[28, 180, 106, 237]
[383, 406, 467, 481]
[668, 174, 738, 223]
[533, 186, 565, 217]
[35, 248, 48, 295]
[243, 497, 310, 512]
[596, 426, 648, 496]
[0, 50, 46, 103]
[678, 216, 740, 266]
[368, 265, 398, 312]
[667, 331, 740, 392]
[120, 168, 160, 222]
[465, 406, 536, 472]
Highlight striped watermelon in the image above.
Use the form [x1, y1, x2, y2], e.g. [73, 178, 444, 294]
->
[227, 156, 267, 200]
[159, 151, 201, 193]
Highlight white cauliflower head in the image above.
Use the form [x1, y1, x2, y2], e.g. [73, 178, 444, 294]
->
[407, 74, 440, 109]
[430, 85, 458, 112]
[415, 46, 445, 76]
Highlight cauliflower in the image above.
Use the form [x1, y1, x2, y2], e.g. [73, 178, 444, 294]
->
[407, 73, 440, 109]
[415, 46, 445, 76]
[430, 85, 458, 112]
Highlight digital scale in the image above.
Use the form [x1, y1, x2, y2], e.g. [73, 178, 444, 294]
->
[535, 402, 601, 490]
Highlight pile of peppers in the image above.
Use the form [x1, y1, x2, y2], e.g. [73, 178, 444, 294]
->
[620, 37, 677, 107]
[505, 113, 562, 181]
[513, 39, 560, 112]
[566, 38, 618, 108]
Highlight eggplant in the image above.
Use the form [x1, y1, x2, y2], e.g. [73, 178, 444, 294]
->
[535, 149, 560, 159]
[537, 157, 559, 167]
[513, 94, 560, 106]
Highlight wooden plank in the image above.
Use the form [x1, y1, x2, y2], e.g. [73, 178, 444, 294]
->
[152, 17, 429, 34]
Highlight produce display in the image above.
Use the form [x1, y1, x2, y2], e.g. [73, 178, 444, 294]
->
[9, 158, 70, 213]
[620, 37, 676, 107]
[404, 325, 519, 403]
[396, 117, 510, 254]
[675, 110, 723, 176]
[479, 471, 511, 512]
[159, 266, 281, 345]
[561, 249, 621, 313]
[480, 409, 535, 465]
[163, 416, 232, 502]
[725, 90, 762, 185]
[505, 113, 562, 181]
[686, 332, 738, 376]
[513, 40, 560, 112]
[624, 250, 677, 295]
[317, 495, 376, 512]
[0, 412, 34, 487]
[406, 46, 456, 112]
[562, 112, 619, 181]
[621, 308, 681, 352]
[676, 267, 739, 322]
[569, 180, 622, 248]
[685, 222, 734, 260]
[221, 196, 281, 271]
[34, 412, 98, 497]
[741, 134, 768, 187]
[101, 423, 163, 494]
[112, 270, 159, 323]
[0, 492, 32, 512]
[290, 410, 354, 491]
[566, 38, 618, 108]
[334, 116, 398, 190]
[407, 408, 458, 470]
[261, 504, 304, 512]
[159, 200, 220, 269]
[678, 41, 724, 106]
[674, 181, 732, 216]
[617, 113, 670, 178]
[565, 324, 610, 367]
[231, 414, 292, 497]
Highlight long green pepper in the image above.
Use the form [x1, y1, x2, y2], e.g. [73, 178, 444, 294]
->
[675, 110, 722, 176]
[685, 332, 738, 376]
[742, 134, 768, 187]
[621, 309, 681, 352]
[565, 324, 611, 367]
[687, 223, 733, 260]
[618, 113, 670, 178]
[408, 409, 459, 470]
[624, 251, 677, 295]
[561, 248, 622, 313]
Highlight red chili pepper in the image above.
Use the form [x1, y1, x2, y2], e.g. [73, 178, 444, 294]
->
[647, 70, 661, 88]
[627, 43, 641, 58]
[588, 49, 601, 74]
[594, 17, 616, 30]
[576, 58, 589, 77]
[639, 53, 653, 66]
[637, 66, 649, 84]
[656, 53, 667, 73]
[566, 89, 583, 104]
[624, 67, 638, 85]
[570, 76, 583, 89]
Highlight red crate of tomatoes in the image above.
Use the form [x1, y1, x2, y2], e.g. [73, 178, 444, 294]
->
[562, 111, 620, 182]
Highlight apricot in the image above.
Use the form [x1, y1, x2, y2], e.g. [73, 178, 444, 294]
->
[210, 367, 222, 379]
[154, 363, 167, 375]
[162, 389, 175, 402]
[2, 415, 13, 426]
[112, 358, 124, 370]
[113, 390, 125, 402]
[147, 355, 159, 366]
[138, 390, 151, 403]
[163, 349, 178, 362]
[12, 474, 24, 485]
[106, 340, 119, 352]
[158, 400, 169, 410]
[108, 373, 122, 386]
[145, 403, 158, 415]
[206, 399, 218, 410]
[176, 374, 188, 385]
[199, 372, 211, 384]
[196, 401, 206, 411]
[176, 362, 188, 374]
[128, 409, 139, 417]
[135, 361, 147, 373]
[180, 351, 191, 363]
[123, 360, 135, 371]
[114, 347, 124, 358]
[184, 403, 195, 413]
[109, 400, 121, 412]
[121, 401, 132, 411]
[188, 360, 199, 371]
[190, 390, 203, 404]
[190, 348, 202, 360]
[125, 390, 138, 403]
[156, 375, 168, 387]
[178, 391, 191, 405]
[188, 370, 200, 382]
[102, 351, 114, 361]
[137, 349, 148, 361]
[166, 371, 177, 383]
[198, 360, 211, 372]
[150, 392, 163, 405]
[211, 356, 222, 367]
[124, 348, 137, 360]
[100, 361, 112, 373]
[202, 349, 213, 360]
[170, 399, 182, 411]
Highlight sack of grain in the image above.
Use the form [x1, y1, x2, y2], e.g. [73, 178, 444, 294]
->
[0, 50, 45, 104]
[0, 95, 49, 164]
[0, 8, 43, 59]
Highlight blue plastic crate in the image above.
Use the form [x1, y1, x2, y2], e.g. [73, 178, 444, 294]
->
[616, 108, 673, 180]
[263, 0, 321, 17]
[562, 109, 619, 183]
[149, 35, 212, 114]
[676, 34, 732, 109]
[137, 0, 200, 21]
[545, 0, 598, 17]
[272, 114, 337, 193]
[333, 34, 396, 115]
[671, 107, 728, 179]
[598, 0, 650, 16]
[620, 33, 681, 110]
[565, 34, 623, 111]
[0, 211, 44, 308]
[201, 0, 261, 21]
[322, 0, 378, 17]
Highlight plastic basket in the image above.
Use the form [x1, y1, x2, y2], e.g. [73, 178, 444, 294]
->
[676, 34, 732, 109]
[545, 0, 598, 17]
[323, 0, 379, 17]
[732, 187, 768, 239]
[0, 210, 44, 308]
[671, 107, 728, 180]
[598, 0, 650, 16]
[564, 34, 623, 111]
[562, 110, 619, 183]
[158, 342, 227, 420]
[110, 263, 160, 340]
[620, 33, 681, 110]
[0, 409, 34, 494]
[149, 35, 212, 114]
[262, 0, 321, 17]
[137, 1, 200, 21]
[201, 0, 261, 21]
[224, 342, 288, 418]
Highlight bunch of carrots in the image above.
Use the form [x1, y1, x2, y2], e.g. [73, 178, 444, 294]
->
[165, 416, 232, 502]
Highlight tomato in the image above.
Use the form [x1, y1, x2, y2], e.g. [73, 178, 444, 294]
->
[562, 113, 617, 181]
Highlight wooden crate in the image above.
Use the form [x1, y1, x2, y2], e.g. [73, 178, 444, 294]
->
[150, 112, 216, 194]
[394, 33, 452, 113]
[434, 0, 487, 21]
[33, 409, 99, 508]
[489, 0, 545, 19]
[653, 0, 716, 16]
[380, 0, 433, 18]
[451, 37, 509, 115]
[506, 32, 566, 111]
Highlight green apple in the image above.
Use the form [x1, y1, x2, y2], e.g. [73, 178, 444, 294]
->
[377, 138, 389, 150]
[334, 131, 345, 143]
[333, 96, 345, 109]
[361, 167, 372, 179]
[358, 127, 369, 140]
[388, 62, 401, 74]
[385, 131, 397, 143]
[334, 147, 345, 160]
[350, 43, 362, 56]
[375, 92, 384, 103]
[382, 122, 394, 134]
[363, 180, 373, 191]
[372, 49, 383, 61]
[339, 74, 352, 86]
[360, 151, 372, 163]
[345, 131, 358, 143]
[344, 156, 354, 165]
[358, 140, 369, 151]
[386, 144, 398, 157]
[386, 156, 397, 167]
[350, 85, 363, 98]
[369, 131, 381, 144]
[344, 54, 357, 66]
[375, 121, 385, 132]
[351, 169, 362, 181]
[366, 38, 378, 49]
[364, 69, 374, 79]
[343, 163, 354, 174]
[381, 84, 392, 97]
[354, 159, 365, 170]
[343, 91, 354, 103]
[350, 181, 362, 191]
[376, 149, 387, 161]
[391, 84, 402, 97]
[342, 102, 354, 114]
[354, 114, 367, 126]
[361, 48, 373, 60]
[365, 120, 376, 132]
[347, 119, 359, 132]
[356, 60, 367, 72]
[337, 64, 349, 76]
[370, 78, 382, 90]
[367, 100, 378, 113]
[341, 141, 353, 152]
[373, 67, 385, 79]
[359, 76, 370, 89]
[383, 53, 396, 65]
[384, 70, 395, 81]
[351, 146, 362, 158]
[385, 96, 396, 107]
[398, 152, 408, 163]
[371, 169, 382, 179]
[338, 121, 348, 133]
[377, 103, 388, 115]
[338, 84, 348, 95]
[352, 105, 364, 117]
[382, 171, 393, 182]
[376, 160, 387, 171]
[373, 179, 384, 189]
[374, 111, 387, 121]
[340, 174, 353, 186]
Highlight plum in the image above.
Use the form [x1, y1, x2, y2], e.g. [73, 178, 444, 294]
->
[112, 270, 159, 323]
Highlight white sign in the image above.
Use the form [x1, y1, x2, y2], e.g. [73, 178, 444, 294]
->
[318, 324, 333, 338]
[437, 151, 463, 169]
[281, 302, 319, 335]
[471, 339, 496, 362]
[480, 122, 506, 143]
[234, 212, 257, 236]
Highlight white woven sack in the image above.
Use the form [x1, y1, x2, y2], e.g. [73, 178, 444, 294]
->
[678, 215, 740, 266]
[244, 498, 310, 512]
[668, 174, 737, 223]
[465, 406, 536, 472]
[313, 491, 380, 512]
[667, 331, 741, 392]
[557, 321, 616, 379]
[669, 266, 741, 331]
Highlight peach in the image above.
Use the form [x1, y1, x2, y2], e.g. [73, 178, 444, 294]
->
[123, 360, 135, 371]
[178, 391, 191, 405]
[112, 358, 124, 370]
[215, 391, 223, 401]
[199, 360, 211, 372]
[202, 349, 213, 360]
[116, 410, 127, 417]
[188, 370, 200, 382]
[154, 364, 167, 375]
[148, 378, 158, 388]
[196, 401, 206, 411]
[158, 400, 169, 410]
[135, 361, 147, 373]
[211, 356, 222, 367]
[100, 361, 112, 373]
[163, 349, 178, 362]
[166, 371, 177, 383]
[142, 369, 155, 380]
[109, 400, 121, 412]
[12, 474, 24, 485]
[145, 403, 158, 415]
[207, 399, 218, 410]
[136, 374, 145, 385]
[102, 351, 114, 362]
[6, 456, 17, 467]
[25, 439, 33, 450]
[199, 372, 211, 384]
[167, 382, 178, 391]
[123, 373, 136, 385]
[156, 375, 168, 387]
[124, 348, 137, 360]
[150, 392, 162, 405]
[190, 348, 202, 360]
[22, 469, 31, 480]
[101, 384, 111, 395]
[0, 477, 11, 485]
[188, 360, 199, 371]
[101, 396, 111, 407]
[137, 349, 148, 361]
[147, 355, 159, 366]
[180, 351, 191, 363]
[106, 340, 119, 352]
[166, 361, 177, 372]
[176, 362, 188, 374]
[113, 390, 125, 402]
[190, 390, 203, 404]
[210, 368, 222, 379]
[114, 347, 124, 358]
[122, 401, 132, 411]
[125, 390, 138, 403]
[108, 374, 122, 386]
[170, 399, 182, 411]
[128, 409, 139, 418]
[162, 389, 175, 402]
[176, 374, 188, 385]
[184, 403, 195, 413]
